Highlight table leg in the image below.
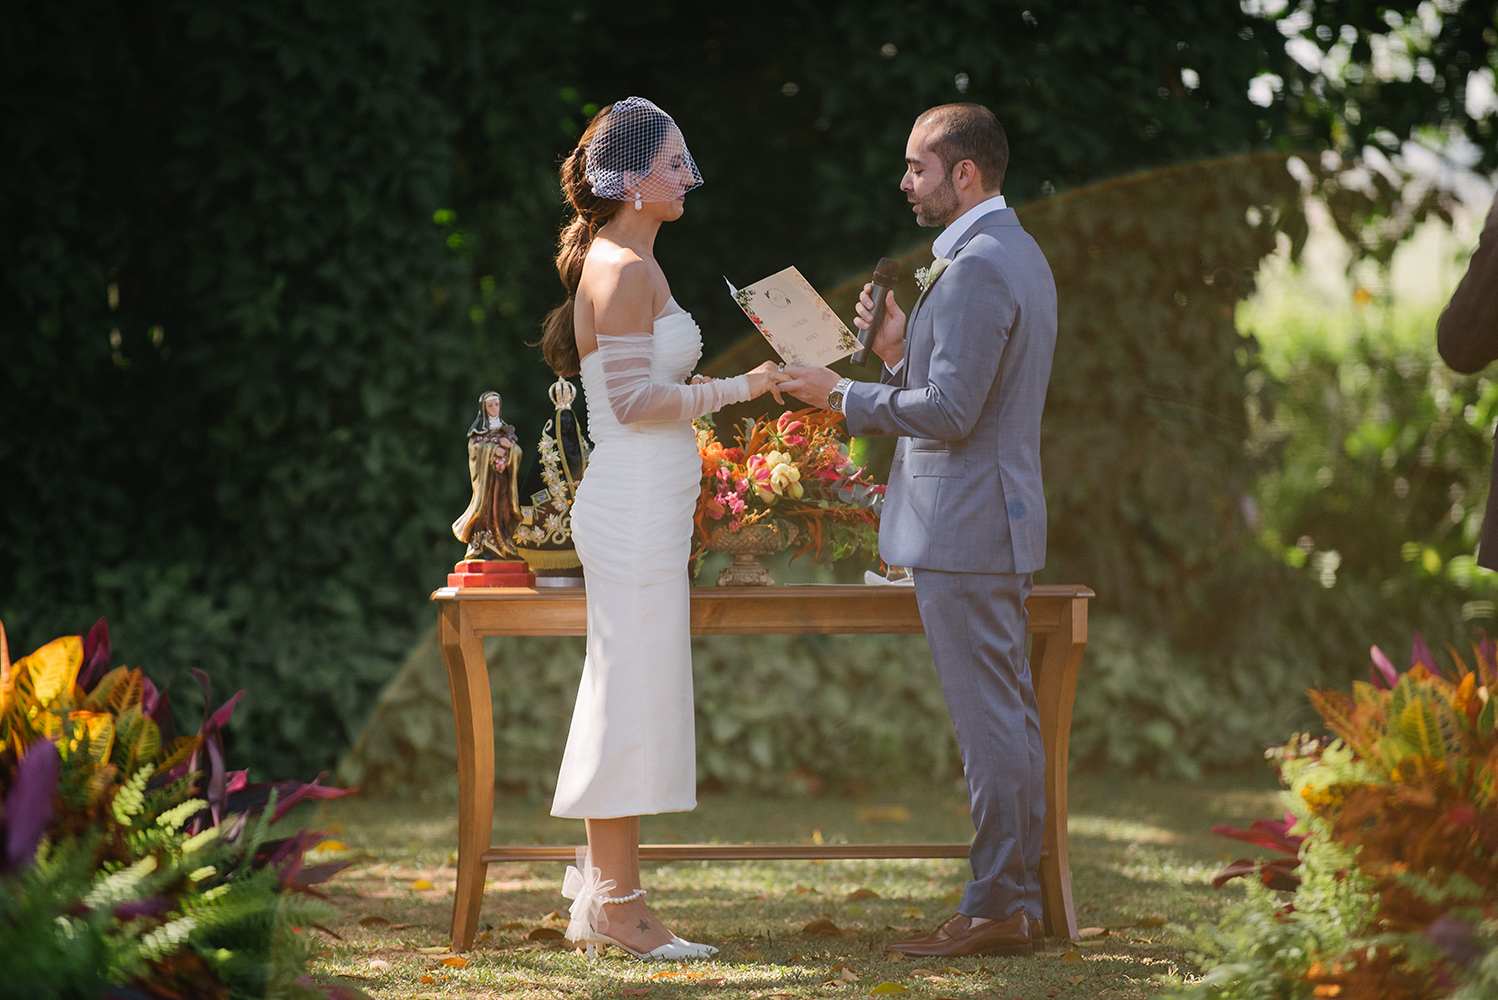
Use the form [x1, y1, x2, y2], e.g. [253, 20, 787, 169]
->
[1031, 596, 1086, 942]
[439, 601, 496, 953]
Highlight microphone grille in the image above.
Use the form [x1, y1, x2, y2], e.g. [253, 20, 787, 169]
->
[873, 257, 901, 285]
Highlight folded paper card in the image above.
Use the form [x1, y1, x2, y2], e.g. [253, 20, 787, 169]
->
[726, 267, 861, 367]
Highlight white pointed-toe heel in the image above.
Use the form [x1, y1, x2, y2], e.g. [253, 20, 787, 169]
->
[586, 930, 719, 960]
[560, 850, 718, 961]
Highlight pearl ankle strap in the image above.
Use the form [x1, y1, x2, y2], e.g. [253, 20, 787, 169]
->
[601, 888, 648, 904]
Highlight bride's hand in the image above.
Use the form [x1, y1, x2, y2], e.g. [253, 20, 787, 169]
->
[746, 361, 789, 405]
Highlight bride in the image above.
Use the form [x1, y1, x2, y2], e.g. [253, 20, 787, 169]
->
[538, 97, 787, 960]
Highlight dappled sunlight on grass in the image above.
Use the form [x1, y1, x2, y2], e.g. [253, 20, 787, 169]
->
[285, 771, 1283, 998]
[1068, 814, 1182, 844]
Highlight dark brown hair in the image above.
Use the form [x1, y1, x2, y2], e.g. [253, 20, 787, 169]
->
[539, 105, 625, 377]
[914, 104, 1009, 193]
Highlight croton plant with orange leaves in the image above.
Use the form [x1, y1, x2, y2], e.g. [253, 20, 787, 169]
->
[1182, 632, 1498, 1000]
[0, 618, 358, 999]
[692, 408, 882, 565]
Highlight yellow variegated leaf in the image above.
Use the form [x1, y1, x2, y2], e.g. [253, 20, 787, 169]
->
[1308, 689, 1377, 760]
[113, 704, 143, 768]
[128, 717, 160, 773]
[0, 619, 11, 717]
[107, 669, 144, 716]
[156, 735, 200, 775]
[69, 710, 116, 764]
[1398, 696, 1445, 761]
[16, 636, 82, 709]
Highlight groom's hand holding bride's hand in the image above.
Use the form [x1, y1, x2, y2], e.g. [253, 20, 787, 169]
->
[746, 361, 789, 405]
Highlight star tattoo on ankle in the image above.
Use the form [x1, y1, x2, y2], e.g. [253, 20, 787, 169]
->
[637, 919, 651, 932]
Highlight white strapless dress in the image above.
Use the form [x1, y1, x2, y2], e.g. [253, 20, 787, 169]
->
[551, 301, 704, 819]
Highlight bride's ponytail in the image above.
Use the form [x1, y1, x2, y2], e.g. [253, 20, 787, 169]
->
[540, 107, 621, 377]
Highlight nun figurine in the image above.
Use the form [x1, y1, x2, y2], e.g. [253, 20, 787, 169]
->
[452, 391, 523, 560]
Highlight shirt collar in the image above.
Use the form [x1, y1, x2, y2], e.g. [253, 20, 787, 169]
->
[930, 193, 1008, 261]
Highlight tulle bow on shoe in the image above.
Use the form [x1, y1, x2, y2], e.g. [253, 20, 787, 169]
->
[561, 847, 616, 958]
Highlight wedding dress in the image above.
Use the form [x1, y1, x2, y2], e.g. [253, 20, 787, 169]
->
[551, 298, 750, 820]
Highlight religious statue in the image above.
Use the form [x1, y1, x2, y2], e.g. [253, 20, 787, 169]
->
[452, 391, 522, 560]
[513, 376, 590, 583]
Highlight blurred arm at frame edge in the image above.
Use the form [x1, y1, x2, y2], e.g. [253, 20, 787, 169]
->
[1436, 192, 1498, 569]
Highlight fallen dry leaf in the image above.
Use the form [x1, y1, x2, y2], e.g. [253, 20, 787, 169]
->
[1135, 915, 1166, 928]
[887, 951, 906, 963]
[1048, 990, 1060, 997]
[795, 884, 817, 894]
[540, 908, 563, 921]
[357, 916, 389, 927]
[1061, 948, 1083, 964]
[419, 975, 435, 984]
[742, 950, 768, 962]
[700, 978, 725, 987]
[499, 920, 528, 930]
[846, 906, 868, 917]
[909, 968, 938, 978]
[1077, 927, 1108, 939]
[650, 971, 701, 980]
[900, 906, 924, 920]
[830, 965, 859, 982]
[316, 840, 348, 852]
[847, 888, 881, 902]
[938, 968, 963, 976]
[803, 918, 841, 936]
[869, 983, 909, 995]
[414, 946, 449, 955]
[410, 879, 435, 891]
[438, 956, 467, 968]
[527, 927, 566, 941]
[1068, 975, 1086, 984]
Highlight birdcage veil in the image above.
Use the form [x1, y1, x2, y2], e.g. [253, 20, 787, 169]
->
[584, 97, 703, 206]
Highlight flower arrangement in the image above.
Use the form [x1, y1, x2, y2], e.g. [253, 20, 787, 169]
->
[1172, 632, 1498, 1000]
[693, 408, 882, 565]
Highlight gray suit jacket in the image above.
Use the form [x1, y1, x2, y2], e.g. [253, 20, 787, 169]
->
[844, 209, 1057, 574]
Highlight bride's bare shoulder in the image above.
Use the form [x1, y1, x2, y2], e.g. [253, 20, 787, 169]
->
[580, 242, 650, 299]
[579, 243, 655, 335]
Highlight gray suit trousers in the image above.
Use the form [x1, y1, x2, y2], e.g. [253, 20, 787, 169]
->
[915, 568, 1045, 921]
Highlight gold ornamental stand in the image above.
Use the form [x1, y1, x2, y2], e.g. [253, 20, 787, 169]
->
[432, 583, 1092, 952]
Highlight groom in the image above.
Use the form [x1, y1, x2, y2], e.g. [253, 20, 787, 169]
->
[782, 104, 1056, 958]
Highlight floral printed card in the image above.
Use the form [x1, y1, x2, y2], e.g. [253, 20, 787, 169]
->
[725, 266, 861, 367]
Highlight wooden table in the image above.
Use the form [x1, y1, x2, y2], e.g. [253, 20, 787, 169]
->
[433, 583, 1092, 952]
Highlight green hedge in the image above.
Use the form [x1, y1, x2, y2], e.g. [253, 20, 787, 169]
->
[339, 630, 960, 798]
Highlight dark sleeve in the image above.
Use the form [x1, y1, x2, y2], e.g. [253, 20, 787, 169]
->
[1437, 194, 1498, 375]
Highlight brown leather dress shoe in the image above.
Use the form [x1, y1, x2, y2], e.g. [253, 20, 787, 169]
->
[885, 912, 1034, 958]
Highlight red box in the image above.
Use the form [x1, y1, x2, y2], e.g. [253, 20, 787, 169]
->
[447, 572, 536, 589]
[453, 560, 529, 575]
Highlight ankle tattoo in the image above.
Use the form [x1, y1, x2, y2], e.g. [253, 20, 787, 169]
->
[637, 919, 651, 932]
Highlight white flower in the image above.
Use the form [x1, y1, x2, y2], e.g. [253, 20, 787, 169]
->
[769, 461, 802, 499]
[914, 256, 953, 292]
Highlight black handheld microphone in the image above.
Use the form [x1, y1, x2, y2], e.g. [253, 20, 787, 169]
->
[851, 257, 901, 367]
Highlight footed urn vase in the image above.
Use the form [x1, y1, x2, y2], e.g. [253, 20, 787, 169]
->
[704, 521, 798, 586]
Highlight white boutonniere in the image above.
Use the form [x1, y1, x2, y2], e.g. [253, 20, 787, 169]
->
[914, 257, 953, 293]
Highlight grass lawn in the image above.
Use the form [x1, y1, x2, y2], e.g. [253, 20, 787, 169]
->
[290, 771, 1283, 999]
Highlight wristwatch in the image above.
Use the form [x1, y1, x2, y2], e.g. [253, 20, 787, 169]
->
[826, 377, 855, 414]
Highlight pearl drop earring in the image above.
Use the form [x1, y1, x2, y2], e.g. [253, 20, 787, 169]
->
[634, 192, 643, 211]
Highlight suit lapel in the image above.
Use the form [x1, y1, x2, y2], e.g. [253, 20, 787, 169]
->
[901, 208, 1016, 387]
